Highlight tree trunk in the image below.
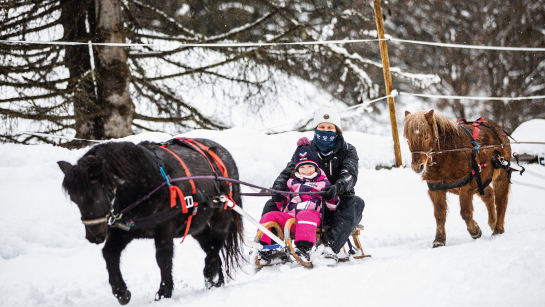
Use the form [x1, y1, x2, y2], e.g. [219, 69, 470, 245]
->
[60, 0, 99, 143]
[94, 0, 134, 139]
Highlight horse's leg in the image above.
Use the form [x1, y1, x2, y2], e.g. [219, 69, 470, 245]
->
[154, 228, 174, 300]
[477, 185, 496, 231]
[492, 169, 510, 235]
[459, 188, 482, 239]
[193, 225, 226, 289]
[429, 189, 448, 247]
[102, 232, 133, 305]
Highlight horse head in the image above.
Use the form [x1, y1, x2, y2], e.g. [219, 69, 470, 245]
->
[58, 151, 126, 244]
[404, 110, 437, 174]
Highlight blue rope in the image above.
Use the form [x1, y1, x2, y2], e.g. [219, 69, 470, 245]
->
[471, 141, 481, 153]
[160, 167, 171, 186]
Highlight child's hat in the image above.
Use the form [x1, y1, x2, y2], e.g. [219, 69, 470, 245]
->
[292, 144, 320, 170]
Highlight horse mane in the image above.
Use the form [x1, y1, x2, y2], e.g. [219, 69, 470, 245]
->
[62, 143, 132, 197]
[404, 110, 460, 151]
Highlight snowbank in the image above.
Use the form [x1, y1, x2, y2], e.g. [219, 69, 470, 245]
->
[1, 125, 544, 307]
[511, 119, 545, 156]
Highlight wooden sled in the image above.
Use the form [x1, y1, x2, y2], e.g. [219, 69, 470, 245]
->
[254, 218, 371, 268]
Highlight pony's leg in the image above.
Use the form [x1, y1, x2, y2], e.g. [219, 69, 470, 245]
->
[429, 189, 448, 247]
[459, 188, 482, 239]
[102, 232, 133, 305]
[477, 185, 497, 231]
[193, 225, 226, 289]
[492, 169, 510, 235]
[154, 229, 174, 300]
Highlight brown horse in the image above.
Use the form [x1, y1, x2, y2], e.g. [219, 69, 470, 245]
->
[404, 110, 512, 248]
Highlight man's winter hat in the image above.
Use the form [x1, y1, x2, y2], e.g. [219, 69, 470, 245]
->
[313, 102, 342, 130]
[292, 144, 320, 170]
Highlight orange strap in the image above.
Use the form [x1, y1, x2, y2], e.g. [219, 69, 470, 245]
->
[169, 185, 198, 243]
[169, 185, 187, 211]
[181, 216, 193, 243]
[182, 138, 236, 209]
[160, 145, 197, 194]
[183, 138, 229, 177]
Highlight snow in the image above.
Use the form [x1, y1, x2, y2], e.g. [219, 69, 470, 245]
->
[511, 119, 545, 156]
[1, 123, 545, 306]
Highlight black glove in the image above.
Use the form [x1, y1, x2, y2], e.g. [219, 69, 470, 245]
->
[272, 193, 285, 202]
[322, 184, 338, 201]
[271, 183, 286, 202]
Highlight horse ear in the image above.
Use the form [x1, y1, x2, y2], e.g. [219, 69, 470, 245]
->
[425, 110, 434, 123]
[57, 161, 73, 175]
[405, 110, 411, 117]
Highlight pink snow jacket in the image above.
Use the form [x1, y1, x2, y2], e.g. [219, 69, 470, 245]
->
[275, 168, 340, 217]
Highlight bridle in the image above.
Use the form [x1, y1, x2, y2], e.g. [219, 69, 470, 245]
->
[80, 183, 118, 227]
[410, 136, 438, 166]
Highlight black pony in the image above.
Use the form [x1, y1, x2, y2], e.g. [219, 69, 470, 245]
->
[58, 139, 244, 305]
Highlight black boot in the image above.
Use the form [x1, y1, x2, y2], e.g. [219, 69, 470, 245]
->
[295, 241, 313, 262]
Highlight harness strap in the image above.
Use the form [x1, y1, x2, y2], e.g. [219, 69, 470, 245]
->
[459, 125, 487, 195]
[177, 138, 236, 210]
[471, 162, 488, 175]
[160, 146, 197, 194]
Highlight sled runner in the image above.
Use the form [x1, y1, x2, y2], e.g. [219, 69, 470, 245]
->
[254, 219, 371, 268]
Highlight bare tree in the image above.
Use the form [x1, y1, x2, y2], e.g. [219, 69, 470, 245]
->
[1, 0, 439, 146]
[384, 0, 545, 131]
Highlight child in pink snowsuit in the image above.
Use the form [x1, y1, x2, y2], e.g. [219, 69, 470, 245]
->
[259, 144, 339, 258]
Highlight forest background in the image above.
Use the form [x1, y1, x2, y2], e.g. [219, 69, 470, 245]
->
[1, 0, 544, 147]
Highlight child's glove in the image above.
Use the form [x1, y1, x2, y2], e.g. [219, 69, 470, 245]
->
[297, 137, 311, 147]
[322, 184, 338, 201]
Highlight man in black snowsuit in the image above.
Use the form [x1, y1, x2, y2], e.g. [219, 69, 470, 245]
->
[261, 103, 365, 265]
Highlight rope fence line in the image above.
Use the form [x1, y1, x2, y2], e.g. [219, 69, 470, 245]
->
[12, 131, 104, 143]
[399, 92, 545, 101]
[0, 38, 382, 48]
[2, 37, 545, 51]
[388, 38, 545, 51]
[261, 93, 396, 132]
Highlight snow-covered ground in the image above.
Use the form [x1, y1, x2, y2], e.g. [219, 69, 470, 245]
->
[1, 125, 545, 307]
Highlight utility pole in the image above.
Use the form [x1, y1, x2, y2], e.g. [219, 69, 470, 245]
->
[373, 0, 403, 167]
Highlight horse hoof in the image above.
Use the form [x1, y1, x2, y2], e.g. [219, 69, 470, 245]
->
[432, 242, 445, 248]
[492, 229, 504, 236]
[471, 229, 482, 239]
[205, 276, 225, 289]
[117, 290, 131, 305]
[155, 289, 172, 301]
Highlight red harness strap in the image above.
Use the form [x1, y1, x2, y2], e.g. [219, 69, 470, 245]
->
[471, 117, 485, 141]
[159, 138, 236, 242]
[471, 162, 488, 176]
[160, 146, 199, 243]
[457, 117, 486, 141]
[160, 145, 197, 194]
[177, 138, 236, 210]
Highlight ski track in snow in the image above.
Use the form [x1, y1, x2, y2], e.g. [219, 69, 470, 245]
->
[1, 127, 544, 307]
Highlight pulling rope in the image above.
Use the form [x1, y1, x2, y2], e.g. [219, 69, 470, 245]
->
[511, 180, 545, 191]
[116, 175, 324, 221]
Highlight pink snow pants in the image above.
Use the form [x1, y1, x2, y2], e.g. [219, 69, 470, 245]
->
[258, 210, 321, 246]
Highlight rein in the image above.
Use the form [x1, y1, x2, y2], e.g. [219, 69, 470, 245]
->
[85, 175, 325, 228]
[411, 141, 545, 156]
[116, 175, 325, 218]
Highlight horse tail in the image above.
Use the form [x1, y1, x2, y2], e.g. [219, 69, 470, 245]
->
[221, 181, 245, 280]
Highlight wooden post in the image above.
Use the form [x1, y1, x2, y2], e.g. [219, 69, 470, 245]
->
[373, 0, 403, 167]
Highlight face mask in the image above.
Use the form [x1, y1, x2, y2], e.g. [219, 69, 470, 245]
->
[314, 129, 338, 154]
